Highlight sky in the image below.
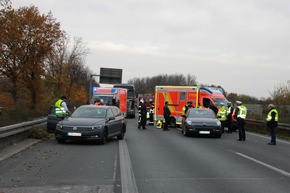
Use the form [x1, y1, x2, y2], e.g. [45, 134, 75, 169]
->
[11, 0, 290, 99]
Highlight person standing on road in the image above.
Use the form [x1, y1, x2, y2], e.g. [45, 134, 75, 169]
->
[266, 104, 278, 145]
[138, 99, 147, 130]
[226, 101, 233, 133]
[163, 101, 171, 131]
[217, 102, 227, 133]
[149, 99, 155, 125]
[55, 96, 70, 115]
[234, 101, 247, 141]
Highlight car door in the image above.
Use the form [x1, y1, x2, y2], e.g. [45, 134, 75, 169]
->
[106, 108, 119, 137]
[47, 106, 65, 133]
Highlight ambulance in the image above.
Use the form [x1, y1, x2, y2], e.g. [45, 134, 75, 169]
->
[154, 85, 228, 128]
[91, 87, 127, 117]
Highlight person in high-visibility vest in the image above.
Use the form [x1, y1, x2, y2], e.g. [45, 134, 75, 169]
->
[266, 104, 278, 145]
[55, 96, 70, 116]
[217, 102, 227, 133]
[234, 101, 247, 141]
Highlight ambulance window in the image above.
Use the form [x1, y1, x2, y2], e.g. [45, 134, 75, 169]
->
[180, 92, 186, 100]
[203, 98, 210, 108]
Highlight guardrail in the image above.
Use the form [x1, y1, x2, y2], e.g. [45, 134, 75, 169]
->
[246, 119, 290, 131]
[0, 117, 47, 150]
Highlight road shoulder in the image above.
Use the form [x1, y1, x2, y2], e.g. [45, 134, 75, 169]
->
[0, 138, 41, 162]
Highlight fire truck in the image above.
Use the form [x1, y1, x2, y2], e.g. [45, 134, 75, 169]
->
[154, 85, 228, 128]
[91, 87, 127, 117]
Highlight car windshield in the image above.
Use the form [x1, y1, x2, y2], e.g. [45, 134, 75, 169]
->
[212, 98, 228, 108]
[71, 107, 106, 118]
[187, 109, 216, 119]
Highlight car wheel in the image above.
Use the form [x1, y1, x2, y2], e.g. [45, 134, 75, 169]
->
[56, 138, 65, 144]
[183, 127, 189, 137]
[215, 133, 222, 138]
[117, 128, 125, 140]
[101, 129, 108, 144]
[169, 117, 176, 127]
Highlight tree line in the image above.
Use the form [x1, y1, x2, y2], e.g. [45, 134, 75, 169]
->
[0, 0, 93, 124]
[1, 0, 289, 125]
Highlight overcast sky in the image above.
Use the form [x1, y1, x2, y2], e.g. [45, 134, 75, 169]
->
[12, 0, 290, 99]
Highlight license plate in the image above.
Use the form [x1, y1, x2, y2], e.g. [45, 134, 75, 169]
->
[68, 132, 82, 136]
[199, 131, 210, 134]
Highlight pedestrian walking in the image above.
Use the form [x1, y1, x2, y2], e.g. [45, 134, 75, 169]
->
[163, 101, 171, 131]
[266, 104, 278, 145]
[234, 101, 247, 141]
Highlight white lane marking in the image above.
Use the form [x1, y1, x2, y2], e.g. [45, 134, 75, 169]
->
[247, 131, 290, 145]
[119, 140, 139, 193]
[235, 152, 290, 178]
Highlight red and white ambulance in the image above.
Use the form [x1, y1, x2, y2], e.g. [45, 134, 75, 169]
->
[154, 86, 228, 127]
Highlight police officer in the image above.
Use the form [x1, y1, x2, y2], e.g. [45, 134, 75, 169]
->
[234, 101, 247, 141]
[226, 101, 233, 133]
[182, 101, 193, 117]
[149, 99, 154, 125]
[55, 96, 70, 116]
[266, 104, 278, 145]
[217, 102, 227, 133]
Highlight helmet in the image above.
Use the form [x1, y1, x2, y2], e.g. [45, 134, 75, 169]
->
[236, 101, 242, 105]
[140, 99, 144, 103]
[149, 99, 153, 102]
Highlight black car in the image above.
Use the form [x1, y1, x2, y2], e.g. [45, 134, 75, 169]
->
[49, 105, 127, 144]
[181, 108, 222, 138]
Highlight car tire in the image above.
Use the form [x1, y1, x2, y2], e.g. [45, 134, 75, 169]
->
[56, 138, 65, 144]
[169, 117, 176, 127]
[215, 133, 222, 138]
[182, 126, 189, 137]
[101, 129, 108, 145]
[117, 128, 125, 140]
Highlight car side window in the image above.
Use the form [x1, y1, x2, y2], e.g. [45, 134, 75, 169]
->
[106, 109, 114, 118]
[113, 108, 121, 117]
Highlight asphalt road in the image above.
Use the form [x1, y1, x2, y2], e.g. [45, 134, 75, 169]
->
[0, 118, 290, 193]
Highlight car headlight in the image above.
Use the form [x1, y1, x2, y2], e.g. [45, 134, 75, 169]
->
[56, 124, 63, 129]
[216, 121, 221, 126]
[92, 125, 102, 130]
[186, 120, 192, 125]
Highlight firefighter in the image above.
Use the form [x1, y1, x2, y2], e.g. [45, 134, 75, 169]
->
[217, 102, 227, 133]
[138, 99, 147, 129]
[55, 96, 70, 116]
[226, 101, 233, 133]
[234, 101, 247, 141]
[266, 104, 278, 145]
[149, 99, 154, 125]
